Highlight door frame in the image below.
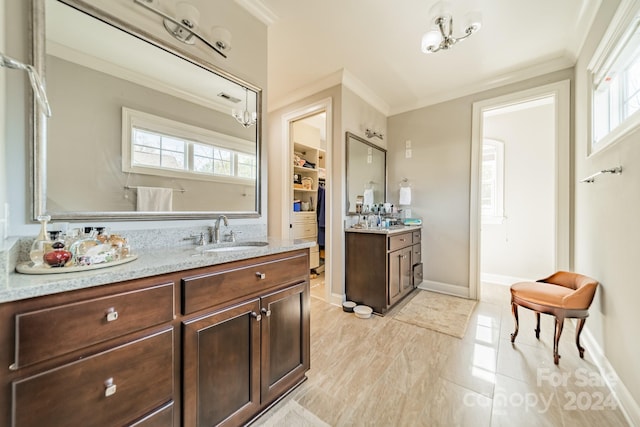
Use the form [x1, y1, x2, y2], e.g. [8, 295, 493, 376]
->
[469, 80, 571, 300]
[281, 98, 333, 303]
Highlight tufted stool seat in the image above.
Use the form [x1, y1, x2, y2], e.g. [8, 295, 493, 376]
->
[510, 271, 598, 364]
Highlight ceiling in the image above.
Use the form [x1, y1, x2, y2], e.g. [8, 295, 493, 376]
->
[238, 0, 601, 115]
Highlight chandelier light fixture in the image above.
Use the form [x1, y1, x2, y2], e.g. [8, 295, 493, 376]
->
[421, 1, 482, 54]
[233, 88, 257, 128]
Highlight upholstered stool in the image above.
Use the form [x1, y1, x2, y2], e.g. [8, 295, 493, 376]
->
[510, 271, 598, 364]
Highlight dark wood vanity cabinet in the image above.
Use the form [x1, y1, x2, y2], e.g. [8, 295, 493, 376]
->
[346, 229, 421, 314]
[181, 251, 310, 427]
[0, 248, 310, 427]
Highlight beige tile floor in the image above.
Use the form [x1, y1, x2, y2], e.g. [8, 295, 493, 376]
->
[254, 282, 630, 426]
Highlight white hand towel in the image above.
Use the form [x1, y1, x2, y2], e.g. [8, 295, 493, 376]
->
[363, 188, 374, 207]
[399, 186, 412, 205]
[136, 186, 173, 211]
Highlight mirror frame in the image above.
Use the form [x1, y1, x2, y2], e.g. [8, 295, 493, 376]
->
[345, 131, 387, 215]
[31, 0, 262, 221]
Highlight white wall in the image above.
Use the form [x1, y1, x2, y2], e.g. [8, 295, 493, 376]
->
[3, 0, 267, 236]
[481, 103, 555, 281]
[574, 0, 640, 411]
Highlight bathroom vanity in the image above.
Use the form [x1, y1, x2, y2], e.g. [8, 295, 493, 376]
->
[0, 241, 312, 427]
[345, 226, 422, 314]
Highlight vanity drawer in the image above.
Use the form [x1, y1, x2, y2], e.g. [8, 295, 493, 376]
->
[388, 233, 413, 252]
[412, 230, 421, 244]
[182, 251, 309, 315]
[412, 243, 422, 264]
[292, 221, 317, 239]
[12, 328, 174, 427]
[14, 282, 175, 368]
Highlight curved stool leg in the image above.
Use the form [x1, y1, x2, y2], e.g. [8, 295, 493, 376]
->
[510, 302, 519, 343]
[553, 316, 564, 364]
[535, 312, 541, 339]
[576, 318, 586, 358]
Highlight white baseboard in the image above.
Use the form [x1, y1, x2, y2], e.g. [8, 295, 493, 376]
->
[418, 280, 470, 299]
[581, 325, 640, 426]
[481, 272, 533, 286]
[329, 292, 344, 307]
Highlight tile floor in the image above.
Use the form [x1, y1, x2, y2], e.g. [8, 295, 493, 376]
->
[255, 282, 630, 426]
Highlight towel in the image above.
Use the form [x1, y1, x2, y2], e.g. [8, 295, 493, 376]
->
[136, 186, 173, 211]
[399, 186, 412, 205]
[363, 188, 374, 207]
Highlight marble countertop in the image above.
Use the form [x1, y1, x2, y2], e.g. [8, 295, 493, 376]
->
[345, 225, 422, 235]
[1, 237, 315, 304]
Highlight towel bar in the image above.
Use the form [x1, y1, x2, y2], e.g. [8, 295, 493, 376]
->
[579, 166, 622, 183]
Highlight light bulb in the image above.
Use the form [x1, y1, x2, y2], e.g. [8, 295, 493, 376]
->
[421, 30, 442, 53]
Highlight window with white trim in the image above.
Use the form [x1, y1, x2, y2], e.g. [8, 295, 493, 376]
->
[123, 107, 256, 183]
[481, 139, 505, 224]
[590, 0, 640, 153]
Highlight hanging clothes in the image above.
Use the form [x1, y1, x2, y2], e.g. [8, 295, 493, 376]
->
[316, 185, 325, 247]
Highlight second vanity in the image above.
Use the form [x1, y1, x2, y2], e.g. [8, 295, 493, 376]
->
[0, 239, 313, 427]
[345, 226, 422, 315]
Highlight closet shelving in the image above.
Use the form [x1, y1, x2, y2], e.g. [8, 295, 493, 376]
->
[292, 142, 325, 269]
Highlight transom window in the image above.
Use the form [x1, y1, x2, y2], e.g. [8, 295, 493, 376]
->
[589, 0, 640, 153]
[123, 107, 256, 183]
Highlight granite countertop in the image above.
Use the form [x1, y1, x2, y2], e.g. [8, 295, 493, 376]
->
[1, 237, 315, 304]
[345, 225, 422, 235]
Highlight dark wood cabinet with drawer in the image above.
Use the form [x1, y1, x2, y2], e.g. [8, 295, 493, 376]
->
[0, 248, 310, 427]
[12, 328, 173, 427]
[346, 228, 422, 314]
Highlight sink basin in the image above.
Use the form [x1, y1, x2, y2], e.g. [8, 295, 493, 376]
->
[201, 241, 269, 253]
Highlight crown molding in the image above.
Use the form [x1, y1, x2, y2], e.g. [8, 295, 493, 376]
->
[390, 54, 575, 116]
[234, 0, 279, 26]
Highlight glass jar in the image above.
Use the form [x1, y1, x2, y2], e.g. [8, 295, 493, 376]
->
[29, 215, 52, 267]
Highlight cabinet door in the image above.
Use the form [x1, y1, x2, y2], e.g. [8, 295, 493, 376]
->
[260, 282, 310, 405]
[389, 247, 412, 306]
[183, 300, 261, 427]
[400, 247, 414, 294]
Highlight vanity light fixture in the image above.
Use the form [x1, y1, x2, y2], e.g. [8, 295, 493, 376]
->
[232, 88, 257, 128]
[365, 128, 384, 140]
[421, 1, 482, 54]
[134, 0, 232, 59]
[0, 52, 51, 117]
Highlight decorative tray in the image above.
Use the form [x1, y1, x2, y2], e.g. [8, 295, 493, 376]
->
[15, 254, 138, 275]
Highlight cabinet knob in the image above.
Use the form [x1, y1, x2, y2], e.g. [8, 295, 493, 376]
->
[105, 308, 119, 322]
[251, 311, 262, 322]
[399, 238, 406, 242]
[104, 378, 117, 397]
[255, 272, 266, 279]
[261, 307, 271, 317]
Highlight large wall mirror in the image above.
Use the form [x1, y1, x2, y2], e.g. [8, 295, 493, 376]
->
[32, 0, 261, 220]
[345, 132, 386, 214]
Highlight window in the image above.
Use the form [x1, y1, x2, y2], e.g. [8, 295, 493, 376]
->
[481, 139, 504, 224]
[123, 108, 256, 183]
[589, 0, 640, 153]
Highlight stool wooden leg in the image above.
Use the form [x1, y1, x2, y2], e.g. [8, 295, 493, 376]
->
[553, 316, 564, 365]
[510, 302, 519, 343]
[576, 318, 586, 358]
[535, 312, 541, 339]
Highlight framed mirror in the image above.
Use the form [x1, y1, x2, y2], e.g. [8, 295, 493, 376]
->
[345, 132, 386, 214]
[32, 0, 261, 220]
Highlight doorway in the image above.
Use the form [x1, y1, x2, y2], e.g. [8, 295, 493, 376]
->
[469, 81, 570, 300]
[282, 98, 333, 303]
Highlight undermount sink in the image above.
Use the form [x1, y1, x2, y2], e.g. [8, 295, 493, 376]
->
[201, 241, 269, 253]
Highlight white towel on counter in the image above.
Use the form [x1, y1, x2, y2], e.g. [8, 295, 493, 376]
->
[136, 186, 173, 211]
[399, 186, 412, 205]
[363, 188, 374, 207]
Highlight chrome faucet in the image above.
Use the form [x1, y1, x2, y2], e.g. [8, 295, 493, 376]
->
[213, 215, 228, 243]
